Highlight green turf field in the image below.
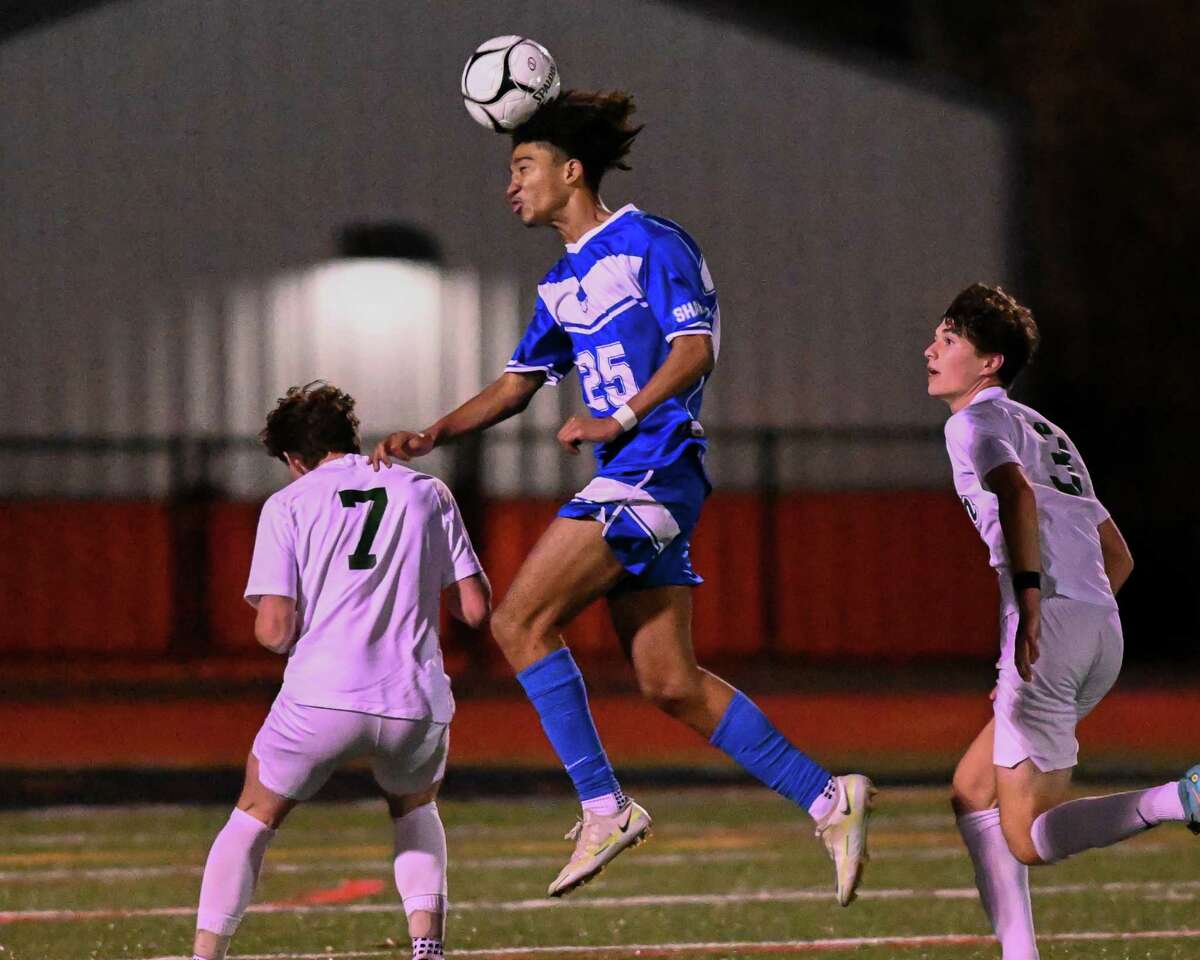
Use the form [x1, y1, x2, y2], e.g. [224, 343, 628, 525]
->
[1, 785, 1197, 959]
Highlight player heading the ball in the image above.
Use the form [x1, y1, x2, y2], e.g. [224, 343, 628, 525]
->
[372, 88, 875, 905]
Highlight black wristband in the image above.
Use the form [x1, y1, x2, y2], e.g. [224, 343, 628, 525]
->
[1013, 571, 1041, 592]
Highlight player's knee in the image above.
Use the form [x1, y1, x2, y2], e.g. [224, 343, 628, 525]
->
[386, 783, 440, 819]
[235, 799, 289, 831]
[1000, 818, 1043, 866]
[1008, 837, 1043, 866]
[638, 674, 702, 717]
[950, 769, 994, 815]
[490, 601, 532, 651]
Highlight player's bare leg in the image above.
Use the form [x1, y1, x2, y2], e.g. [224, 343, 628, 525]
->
[951, 721, 1039, 959]
[608, 586, 873, 906]
[951, 719, 998, 815]
[193, 754, 295, 960]
[608, 584, 733, 735]
[995, 760, 1073, 865]
[384, 782, 448, 959]
[491, 517, 649, 897]
[491, 516, 626, 670]
[1001, 760, 1196, 866]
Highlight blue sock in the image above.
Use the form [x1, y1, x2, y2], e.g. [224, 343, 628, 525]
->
[516, 648, 622, 804]
[710, 691, 834, 811]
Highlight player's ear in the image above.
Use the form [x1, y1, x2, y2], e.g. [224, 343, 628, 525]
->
[983, 353, 1005, 379]
[563, 158, 585, 187]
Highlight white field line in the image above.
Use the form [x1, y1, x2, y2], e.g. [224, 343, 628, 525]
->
[0, 850, 790, 883]
[3, 811, 958, 841]
[131, 928, 1200, 960]
[6, 879, 1200, 925]
[1, 836, 1179, 884]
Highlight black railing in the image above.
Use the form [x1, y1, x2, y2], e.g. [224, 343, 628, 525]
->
[0, 425, 946, 497]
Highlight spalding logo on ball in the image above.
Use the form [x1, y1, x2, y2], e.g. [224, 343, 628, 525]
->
[461, 36, 561, 131]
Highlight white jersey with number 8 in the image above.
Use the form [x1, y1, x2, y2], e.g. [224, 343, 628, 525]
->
[244, 454, 481, 722]
[943, 386, 1115, 614]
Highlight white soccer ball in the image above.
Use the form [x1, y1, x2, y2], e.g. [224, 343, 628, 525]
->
[461, 36, 561, 132]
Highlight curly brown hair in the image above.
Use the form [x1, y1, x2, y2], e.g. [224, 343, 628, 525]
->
[942, 283, 1041, 386]
[511, 89, 644, 193]
[260, 381, 361, 469]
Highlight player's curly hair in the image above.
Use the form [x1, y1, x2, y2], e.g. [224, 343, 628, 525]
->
[942, 283, 1041, 386]
[260, 380, 361, 469]
[511, 89, 644, 193]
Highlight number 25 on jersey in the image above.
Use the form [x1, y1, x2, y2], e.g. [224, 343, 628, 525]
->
[577, 341, 638, 412]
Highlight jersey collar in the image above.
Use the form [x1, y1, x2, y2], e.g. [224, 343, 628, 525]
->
[313, 453, 358, 472]
[565, 203, 639, 253]
[968, 385, 1008, 406]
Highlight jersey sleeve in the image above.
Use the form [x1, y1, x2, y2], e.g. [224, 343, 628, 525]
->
[433, 480, 483, 588]
[506, 297, 575, 384]
[945, 409, 1021, 484]
[638, 230, 716, 342]
[244, 496, 298, 606]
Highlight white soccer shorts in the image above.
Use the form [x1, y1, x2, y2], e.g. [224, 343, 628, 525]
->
[992, 596, 1123, 772]
[252, 694, 448, 801]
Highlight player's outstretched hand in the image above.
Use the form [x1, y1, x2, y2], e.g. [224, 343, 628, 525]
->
[556, 415, 622, 455]
[1014, 615, 1041, 683]
[370, 431, 435, 470]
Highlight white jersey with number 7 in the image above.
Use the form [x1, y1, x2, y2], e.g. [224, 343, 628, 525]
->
[244, 453, 482, 722]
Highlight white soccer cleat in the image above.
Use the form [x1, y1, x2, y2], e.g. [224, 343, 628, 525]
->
[547, 800, 652, 898]
[815, 774, 876, 906]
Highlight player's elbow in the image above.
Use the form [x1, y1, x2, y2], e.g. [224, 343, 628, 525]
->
[454, 573, 493, 630]
[254, 607, 296, 654]
[461, 594, 492, 631]
[254, 624, 293, 655]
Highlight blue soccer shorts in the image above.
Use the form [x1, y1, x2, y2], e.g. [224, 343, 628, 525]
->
[558, 450, 710, 589]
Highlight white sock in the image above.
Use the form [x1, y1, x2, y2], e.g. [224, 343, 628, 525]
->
[957, 809, 1039, 960]
[581, 792, 622, 816]
[393, 802, 448, 921]
[807, 777, 839, 823]
[196, 808, 275, 938]
[1031, 783, 1182, 864]
[1138, 782, 1188, 824]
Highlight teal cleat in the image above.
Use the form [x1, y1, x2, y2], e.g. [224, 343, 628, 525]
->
[1181, 765, 1200, 835]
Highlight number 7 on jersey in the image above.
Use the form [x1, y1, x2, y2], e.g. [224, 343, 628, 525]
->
[338, 488, 389, 570]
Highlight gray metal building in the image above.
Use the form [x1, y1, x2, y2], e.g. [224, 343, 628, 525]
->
[0, 0, 1014, 497]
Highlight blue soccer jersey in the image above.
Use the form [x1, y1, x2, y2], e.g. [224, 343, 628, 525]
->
[506, 204, 720, 476]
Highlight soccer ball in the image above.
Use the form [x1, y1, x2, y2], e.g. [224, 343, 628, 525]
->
[461, 36, 560, 132]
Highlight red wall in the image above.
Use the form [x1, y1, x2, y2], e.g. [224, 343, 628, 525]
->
[0, 492, 997, 662]
[0, 502, 173, 655]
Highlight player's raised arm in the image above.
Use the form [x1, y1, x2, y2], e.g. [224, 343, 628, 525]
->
[371, 371, 545, 469]
[985, 461, 1043, 681]
[556, 335, 715, 453]
[1098, 517, 1134, 595]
